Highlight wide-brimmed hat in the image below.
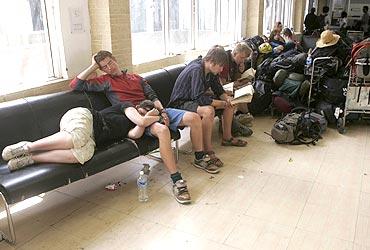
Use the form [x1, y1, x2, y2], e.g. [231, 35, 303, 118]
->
[316, 30, 340, 48]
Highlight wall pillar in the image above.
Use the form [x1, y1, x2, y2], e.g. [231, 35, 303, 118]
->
[88, 0, 133, 72]
[292, 0, 307, 33]
[245, 0, 264, 37]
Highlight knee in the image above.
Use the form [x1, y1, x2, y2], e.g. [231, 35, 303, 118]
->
[188, 113, 202, 126]
[155, 124, 170, 138]
[202, 107, 215, 120]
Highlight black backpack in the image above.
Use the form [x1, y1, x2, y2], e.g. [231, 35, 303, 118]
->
[321, 77, 347, 105]
[270, 109, 322, 145]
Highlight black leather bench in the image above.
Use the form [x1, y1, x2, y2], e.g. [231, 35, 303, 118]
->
[0, 64, 186, 244]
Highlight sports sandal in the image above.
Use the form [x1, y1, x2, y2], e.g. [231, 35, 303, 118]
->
[172, 179, 191, 204]
[205, 151, 224, 167]
[192, 156, 220, 174]
[221, 137, 247, 147]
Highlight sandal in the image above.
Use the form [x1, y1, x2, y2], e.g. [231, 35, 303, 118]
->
[205, 151, 224, 167]
[221, 137, 247, 147]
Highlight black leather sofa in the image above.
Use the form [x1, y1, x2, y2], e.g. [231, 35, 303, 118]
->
[0, 64, 186, 244]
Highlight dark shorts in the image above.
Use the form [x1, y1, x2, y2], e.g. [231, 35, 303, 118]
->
[144, 108, 186, 137]
[174, 101, 199, 113]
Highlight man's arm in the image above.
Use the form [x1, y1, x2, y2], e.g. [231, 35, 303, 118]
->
[124, 107, 160, 127]
[189, 69, 214, 106]
[139, 79, 169, 126]
[78, 56, 100, 80]
[69, 56, 109, 92]
[210, 77, 226, 98]
[140, 78, 159, 102]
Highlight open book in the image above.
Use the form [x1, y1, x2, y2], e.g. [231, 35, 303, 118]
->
[223, 83, 254, 105]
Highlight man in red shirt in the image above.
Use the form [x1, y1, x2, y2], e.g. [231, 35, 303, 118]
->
[70, 51, 220, 204]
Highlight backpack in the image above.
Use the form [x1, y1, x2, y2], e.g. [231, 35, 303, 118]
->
[248, 80, 272, 115]
[270, 110, 323, 145]
[321, 78, 347, 105]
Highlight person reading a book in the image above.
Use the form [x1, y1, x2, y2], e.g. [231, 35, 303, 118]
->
[168, 45, 247, 168]
[219, 43, 254, 131]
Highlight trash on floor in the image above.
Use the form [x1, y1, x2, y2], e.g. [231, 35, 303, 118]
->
[104, 181, 121, 191]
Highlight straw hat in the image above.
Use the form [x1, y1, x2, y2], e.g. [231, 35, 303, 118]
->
[316, 30, 340, 48]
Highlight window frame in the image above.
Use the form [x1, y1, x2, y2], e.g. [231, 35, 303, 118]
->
[130, 0, 242, 64]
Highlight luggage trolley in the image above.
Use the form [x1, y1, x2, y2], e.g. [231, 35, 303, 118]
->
[342, 46, 370, 131]
[305, 56, 339, 107]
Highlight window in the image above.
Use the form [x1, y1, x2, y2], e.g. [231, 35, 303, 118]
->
[263, 0, 293, 35]
[130, 0, 242, 64]
[0, 0, 63, 94]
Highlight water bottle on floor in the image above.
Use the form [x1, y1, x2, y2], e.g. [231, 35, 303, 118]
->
[137, 170, 149, 202]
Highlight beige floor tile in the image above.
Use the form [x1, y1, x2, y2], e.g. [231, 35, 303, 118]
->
[355, 215, 370, 247]
[0, 242, 15, 250]
[199, 169, 269, 213]
[82, 215, 170, 250]
[316, 155, 363, 190]
[298, 203, 357, 241]
[359, 192, 370, 217]
[288, 228, 353, 250]
[225, 215, 294, 250]
[298, 183, 359, 241]
[0, 211, 48, 246]
[146, 229, 237, 250]
[174, 204, 241, 243]
[354, 243, 370, 250]
[52, 202, 127, 241]
[17, 227, 82, 250]
[13, 191, 88, 226]
[306, 183, 360, 213]
[129, 192, 193, 227]
[245, 175, 312, 226]
[361, 158, 370, 193]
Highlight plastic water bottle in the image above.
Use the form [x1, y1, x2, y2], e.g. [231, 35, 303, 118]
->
[137, 171, 149, 202]
[306, 48, 312, 67]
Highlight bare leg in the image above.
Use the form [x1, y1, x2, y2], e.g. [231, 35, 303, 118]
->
[31, 150, 79, 163]
[28, 131, 74, 152]
[149, 123, 177, 174]
[222, 105, 235, 140]
[196, 106, 215, 152]
[178, 112, 203, 152]
[237, 103, 249, 113]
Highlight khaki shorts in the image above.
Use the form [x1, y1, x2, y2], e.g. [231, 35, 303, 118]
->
[60, 107, 96, 164]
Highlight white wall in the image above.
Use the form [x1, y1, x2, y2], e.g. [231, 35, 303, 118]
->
[59, 0, 91, 78]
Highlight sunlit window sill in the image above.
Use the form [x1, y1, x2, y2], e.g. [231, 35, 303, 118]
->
[0, 78, 71, 103]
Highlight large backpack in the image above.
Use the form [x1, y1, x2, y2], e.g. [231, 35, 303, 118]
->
[320, 77, 347, 105]
[270, 110, 323, 145]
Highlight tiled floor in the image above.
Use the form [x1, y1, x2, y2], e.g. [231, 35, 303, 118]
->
[1, 116, 369, 249]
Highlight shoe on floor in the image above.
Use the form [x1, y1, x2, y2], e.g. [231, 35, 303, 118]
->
[232, 118, 253, 137]
[172, 179, 191, 204]
[236, 113, 254, 126]
[8, 154, 34, 172]
[2, 141, 30, 161]
[192, 156, 220, 174]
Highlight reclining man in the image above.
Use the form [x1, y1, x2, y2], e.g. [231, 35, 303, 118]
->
[219, 42, 254, 133]
[168, 45, 247, 168]
[2, 101, 161, 171]
[70, 50, 219, 204]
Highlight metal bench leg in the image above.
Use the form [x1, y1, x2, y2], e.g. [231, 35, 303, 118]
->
[0, 192, 16, 244]
[146, 140, 180, 163]
[175, 140, 179, 163]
